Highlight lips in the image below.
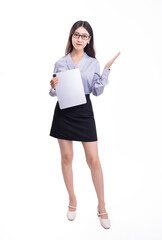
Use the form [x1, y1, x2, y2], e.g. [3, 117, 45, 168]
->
[76, 43, 82, 46]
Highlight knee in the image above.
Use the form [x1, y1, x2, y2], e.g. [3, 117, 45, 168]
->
[61, 152, 73, 165]
[87, 156, 101, 169]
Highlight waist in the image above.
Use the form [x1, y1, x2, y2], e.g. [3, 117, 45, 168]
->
[85, 94, 90, 99]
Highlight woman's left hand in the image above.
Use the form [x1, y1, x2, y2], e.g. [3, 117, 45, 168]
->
[105, 51, 120, 70]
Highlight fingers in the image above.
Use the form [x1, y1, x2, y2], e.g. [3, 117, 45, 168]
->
[50, 77, 59, 89]
[112, 51, 120, 62]
[105, 51, 120, 69]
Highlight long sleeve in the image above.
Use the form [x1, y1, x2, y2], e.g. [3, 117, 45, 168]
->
[49, 63, 57, 97]
[91, 61, 110, 96]
[49, 87, 57, 97]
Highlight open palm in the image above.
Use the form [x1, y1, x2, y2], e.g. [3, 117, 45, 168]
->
[105, 51, 120, 69]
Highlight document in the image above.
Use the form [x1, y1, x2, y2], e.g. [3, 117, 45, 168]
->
[55, 68, 87, 109]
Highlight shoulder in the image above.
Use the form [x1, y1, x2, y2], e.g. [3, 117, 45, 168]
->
[53, 55, 69, 73]
[85, 53, 99, 65]
[54, 55, 66, 66]
[85, 53, 100, 69]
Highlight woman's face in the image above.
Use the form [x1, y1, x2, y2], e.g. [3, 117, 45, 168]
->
[72, 26, 91, 51]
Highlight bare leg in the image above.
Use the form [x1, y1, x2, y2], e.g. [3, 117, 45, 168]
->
[58, 139, 77, 211]
[82, 141, 108, 219]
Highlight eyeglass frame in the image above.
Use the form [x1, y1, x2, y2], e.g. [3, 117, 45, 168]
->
[72, 32, 91, 40]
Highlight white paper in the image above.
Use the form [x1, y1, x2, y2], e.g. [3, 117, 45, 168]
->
[55, 68, 87, 109]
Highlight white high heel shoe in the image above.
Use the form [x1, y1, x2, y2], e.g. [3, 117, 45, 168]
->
[97, 207, 111, 229]
[67, 205, 77, 221]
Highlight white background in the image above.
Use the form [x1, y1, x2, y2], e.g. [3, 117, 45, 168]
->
[0, 0, 162, 239]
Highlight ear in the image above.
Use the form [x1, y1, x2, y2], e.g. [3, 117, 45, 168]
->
[88, 36, 92, 44]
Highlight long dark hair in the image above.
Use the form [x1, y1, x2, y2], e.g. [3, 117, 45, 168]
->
[65, 20, 96, 58]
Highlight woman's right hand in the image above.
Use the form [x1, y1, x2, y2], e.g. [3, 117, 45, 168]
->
[50, 76, 59, 89]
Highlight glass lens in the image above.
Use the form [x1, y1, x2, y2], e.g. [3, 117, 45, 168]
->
[82, 34, 89, 40]
[73, 33, 79, 38]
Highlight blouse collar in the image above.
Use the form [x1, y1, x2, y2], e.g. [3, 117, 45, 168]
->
[66, 52, 88, 69]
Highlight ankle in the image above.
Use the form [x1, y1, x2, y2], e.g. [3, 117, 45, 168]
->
[69, 197, 77, 205]
[98, 203, 107, 212]
[98, 202, 105, 208]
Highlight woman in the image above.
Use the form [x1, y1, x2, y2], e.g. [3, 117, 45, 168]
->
[49, 20, 120, 229]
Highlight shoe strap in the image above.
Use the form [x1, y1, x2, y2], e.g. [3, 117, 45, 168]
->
[68, 205, 76, 209]
[97, 212, 108, 216]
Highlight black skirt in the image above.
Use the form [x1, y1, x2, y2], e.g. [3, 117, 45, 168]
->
[49, 94, 98, 142]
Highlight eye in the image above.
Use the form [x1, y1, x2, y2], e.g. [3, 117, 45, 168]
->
[74, 33, 79, 37]
[83, 34, 88, 39]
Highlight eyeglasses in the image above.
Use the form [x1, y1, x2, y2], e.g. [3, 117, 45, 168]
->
[72, 32, 90, 40]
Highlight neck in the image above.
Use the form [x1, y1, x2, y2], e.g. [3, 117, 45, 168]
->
[71, 49, 84, 57]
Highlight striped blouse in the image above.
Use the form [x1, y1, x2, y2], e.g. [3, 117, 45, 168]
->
[49, 52, 110, 97]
